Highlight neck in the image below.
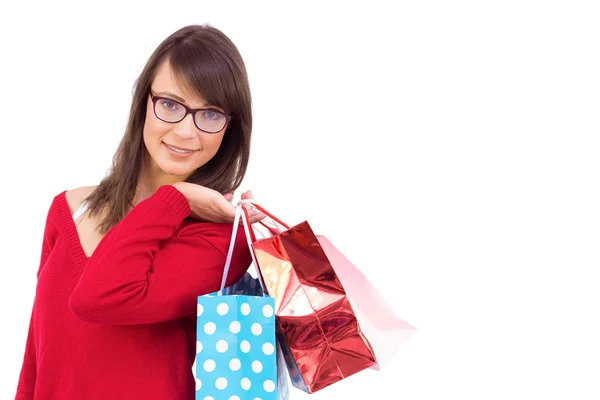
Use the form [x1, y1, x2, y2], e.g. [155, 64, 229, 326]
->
[135, 152, 189, 204]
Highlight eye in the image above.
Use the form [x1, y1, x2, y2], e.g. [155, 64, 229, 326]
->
[202, 110, 222, 120]
[159, 99, 181, 111]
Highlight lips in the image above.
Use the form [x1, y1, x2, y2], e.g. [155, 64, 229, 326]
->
[163, 142, 198, 152]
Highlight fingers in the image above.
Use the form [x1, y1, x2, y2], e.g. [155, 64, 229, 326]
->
[241, 190, 254, 201]
[186, 186, 240, 223]
[224, 202, 236, 219]
[245, 205, 266, 224]
[216, 196, 236, 222]
[237, 190, 263, 224]
[248, 212, 266, 224]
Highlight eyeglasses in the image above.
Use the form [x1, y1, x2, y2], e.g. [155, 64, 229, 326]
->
[149, 92, 232, 134]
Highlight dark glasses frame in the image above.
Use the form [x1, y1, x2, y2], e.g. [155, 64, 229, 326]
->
[149, 92, 232, 134]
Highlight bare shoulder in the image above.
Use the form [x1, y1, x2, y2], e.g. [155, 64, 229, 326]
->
[65, 185, 97, 214]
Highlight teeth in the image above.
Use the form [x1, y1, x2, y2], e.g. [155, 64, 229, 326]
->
[166, 144, 193, 153]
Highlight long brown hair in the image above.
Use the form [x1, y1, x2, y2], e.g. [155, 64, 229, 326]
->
[85, 24, 252, 234]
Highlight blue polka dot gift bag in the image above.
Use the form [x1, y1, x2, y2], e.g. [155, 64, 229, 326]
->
[195, 205, 290, 400]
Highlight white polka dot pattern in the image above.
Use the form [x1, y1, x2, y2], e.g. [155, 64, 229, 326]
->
[241, 303, 251, 315]
[241, 377, 251, 390]
[262, 343, 274, 356]
[203, 359, 216, 372]
[217, 303, 229, 316]
[252, 360, 263, 373]
[229, 321, 241, 334]
[240, 340, 251, 353]
[251, 323, 262, 336]
[263, 380, 276, 393]
[229, 358, 241, 371]
[215, 377, 228, 390]
[262, 304, 274, 318]
[195, 281, 278, 399]
[216, 340, 228, 353]
[204, 322, 216, 335]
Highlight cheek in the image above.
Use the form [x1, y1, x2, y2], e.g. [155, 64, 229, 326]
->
[201, 134, 225, 155]
[142, 105, 154, 143]
[143, 113, 167, 144]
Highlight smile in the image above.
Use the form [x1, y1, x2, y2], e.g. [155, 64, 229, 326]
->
[163, 142, 197, 154]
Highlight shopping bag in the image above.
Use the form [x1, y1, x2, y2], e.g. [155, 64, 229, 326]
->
[238, 202, 380, 394]
[247, 218, 415, 371]
[199, 272, 291, 400]
[316, 236, 416, 370]
[195, 205, 288, 400]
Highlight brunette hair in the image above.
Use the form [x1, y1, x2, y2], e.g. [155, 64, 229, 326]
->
[85, 24, 252, 234]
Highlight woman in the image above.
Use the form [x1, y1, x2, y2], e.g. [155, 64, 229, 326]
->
[15, 24, 265, 400]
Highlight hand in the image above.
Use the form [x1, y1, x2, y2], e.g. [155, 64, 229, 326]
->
[172, 183, 265, 224]
[172, 182, 233, 223]
[240, 190, 266, 225]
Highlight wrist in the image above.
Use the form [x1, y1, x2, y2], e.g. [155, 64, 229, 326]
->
[171, 182, 190, 201]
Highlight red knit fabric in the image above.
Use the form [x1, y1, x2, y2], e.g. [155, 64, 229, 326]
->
[15, 185, 251, 400]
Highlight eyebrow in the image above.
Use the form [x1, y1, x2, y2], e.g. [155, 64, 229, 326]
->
[154, 90, 224, 112]
[154, 91, 189, 104]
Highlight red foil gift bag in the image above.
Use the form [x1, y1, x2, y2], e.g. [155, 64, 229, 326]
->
[239, 203, 378, 394]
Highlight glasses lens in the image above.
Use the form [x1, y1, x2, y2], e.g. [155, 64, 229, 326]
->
[195, 110, 227, 133]
[155, 99, 185, 122]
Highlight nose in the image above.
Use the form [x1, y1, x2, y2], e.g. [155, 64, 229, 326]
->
[172, 113, 198, 139]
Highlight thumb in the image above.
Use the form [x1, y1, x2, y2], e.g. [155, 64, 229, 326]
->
[223, 193, 234, 202]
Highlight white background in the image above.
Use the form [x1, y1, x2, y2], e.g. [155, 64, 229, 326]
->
[1, 1, 599, 399]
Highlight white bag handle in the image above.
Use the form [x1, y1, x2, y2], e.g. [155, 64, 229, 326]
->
[220, 204, 244, 290]
[220, 201, 272, 294]
[238, 199, 290, 236]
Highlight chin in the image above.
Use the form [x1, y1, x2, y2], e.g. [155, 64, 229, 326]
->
[150, 156, 190, 175]
[159, 164, 196, 177]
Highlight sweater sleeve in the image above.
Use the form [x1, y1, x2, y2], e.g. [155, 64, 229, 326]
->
[68, 185, 252, 325]
[16, 199, 58, 400]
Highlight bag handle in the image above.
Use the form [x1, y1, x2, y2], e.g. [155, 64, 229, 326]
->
[219, 204, 245, 291]
[258, 220, 280, 237]
[219, 202, 270, 294]
[238, 200, 290, 243]
[220, 200, 293, 293]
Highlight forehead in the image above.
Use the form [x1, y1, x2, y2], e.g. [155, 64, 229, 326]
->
[152, 60, 208, 107]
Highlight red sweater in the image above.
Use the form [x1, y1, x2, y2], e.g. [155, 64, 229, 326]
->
[15, 185, 251, 400]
